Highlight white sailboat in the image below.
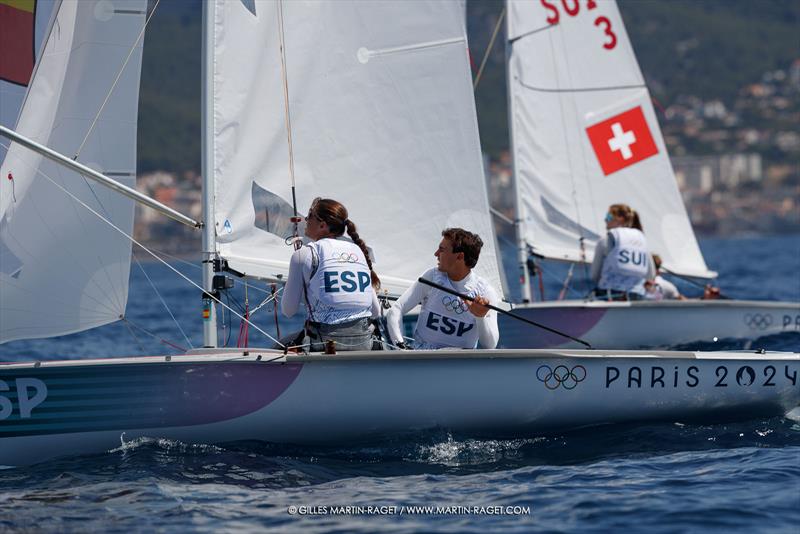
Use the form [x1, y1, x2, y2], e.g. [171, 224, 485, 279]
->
[0, 0, 797, 467]
[500, 0, 800, 349]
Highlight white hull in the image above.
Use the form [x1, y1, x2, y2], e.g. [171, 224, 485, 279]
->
[499, 299, 800, 349]
[1, 348, 798, 466]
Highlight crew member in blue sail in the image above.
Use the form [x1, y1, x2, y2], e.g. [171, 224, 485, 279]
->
[281, 198, 381, 351]
[386, 228, 500, 350]
[591, 203, 655, 301]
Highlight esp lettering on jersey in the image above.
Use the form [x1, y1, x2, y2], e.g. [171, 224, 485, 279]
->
[323, 270, 371, 293]
[305, 238, 374, 325]
[414, 269, 487, 349]
[424, 312, 475, 337]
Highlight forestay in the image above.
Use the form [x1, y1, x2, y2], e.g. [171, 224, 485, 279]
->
[506, 0, 714, 278]
[213, 0, 504, 297]
[0, 0, 146, 343]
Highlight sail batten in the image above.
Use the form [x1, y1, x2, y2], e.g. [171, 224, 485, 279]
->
[507, 0, 714, 280]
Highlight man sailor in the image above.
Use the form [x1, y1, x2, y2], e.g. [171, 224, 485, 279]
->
[386, 228, 499, 350]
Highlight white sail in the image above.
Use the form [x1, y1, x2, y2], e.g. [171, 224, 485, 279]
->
[507, 0, 714, 278]
[213, 0, 504, 297]
[0, 0, 146, 343]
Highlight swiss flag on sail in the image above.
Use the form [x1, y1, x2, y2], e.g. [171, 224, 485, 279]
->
[585, 106, 659, 176]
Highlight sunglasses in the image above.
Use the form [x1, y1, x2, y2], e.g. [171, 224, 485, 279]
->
[604, 213, 614, 223]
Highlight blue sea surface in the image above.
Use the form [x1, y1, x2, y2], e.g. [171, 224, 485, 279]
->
[1, 235, 799, 532]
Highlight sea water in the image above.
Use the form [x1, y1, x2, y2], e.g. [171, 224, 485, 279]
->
[0, 235, 798, 532]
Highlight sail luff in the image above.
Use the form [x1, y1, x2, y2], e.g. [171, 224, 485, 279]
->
[505, 4, 531, 302]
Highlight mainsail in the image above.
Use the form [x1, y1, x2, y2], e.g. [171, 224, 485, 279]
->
[0, 0, 146, 343]
[213, 0, 504, 297]
[506, 0, 714, 278]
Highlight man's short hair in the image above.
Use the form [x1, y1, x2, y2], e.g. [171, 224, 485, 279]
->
[442, 228, 483, 268]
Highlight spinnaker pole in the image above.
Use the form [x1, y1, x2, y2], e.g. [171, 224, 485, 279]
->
[0, 125, 199, 228]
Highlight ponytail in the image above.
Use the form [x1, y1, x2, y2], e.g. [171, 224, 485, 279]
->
[309, 197, 381, 289]
[609, 203, 644, 232]
[346, 220, 381, 289]
[630, 210, 643, 231]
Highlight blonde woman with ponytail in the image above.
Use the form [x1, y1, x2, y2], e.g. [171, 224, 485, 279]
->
[590, 203, 655, 301]
[281, 198, 381, 352]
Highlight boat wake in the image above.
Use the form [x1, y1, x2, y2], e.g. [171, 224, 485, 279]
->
[670, 331, 800, 351]
[108, 434, 225, 457]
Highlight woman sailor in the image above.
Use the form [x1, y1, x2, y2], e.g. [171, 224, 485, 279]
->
[591, 203, 655, 301]
[281, 197, 381, 351]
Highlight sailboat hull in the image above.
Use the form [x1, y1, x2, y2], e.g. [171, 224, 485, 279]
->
[499, 300, 800, 349]
[1, 349, 798, 466]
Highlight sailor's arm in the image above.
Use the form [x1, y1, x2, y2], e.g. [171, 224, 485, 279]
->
[370, 291, 381, 318]
[385, 277, 430, 345]
[590, 235, 609, 283]
[467, 287, 500, 349]
[646, 253, 656, 280]
[281, 246, 311, 318]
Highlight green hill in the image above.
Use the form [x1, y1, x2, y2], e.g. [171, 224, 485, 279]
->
[137, 0, 800, 172]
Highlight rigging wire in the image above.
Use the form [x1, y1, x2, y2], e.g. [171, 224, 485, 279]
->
[121, 317, 147, 353]
[74, 0, 162, 160]
[132, 254, 194, 349]
[544, 22, 593, 283]
[473, 7, 506, 90]
[5, 150, 286, 348]
[276, 0, 302, 250]
[558, 262, 575, 301]
[0, 145, 124, 319]
[237, 279, 250, 348]
[271, 283, 281, 340]
[135, 247, 202, 271]
[122, 317, 187, 353]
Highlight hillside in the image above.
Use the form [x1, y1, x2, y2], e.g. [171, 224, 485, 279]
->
[137, 0, 799, 172]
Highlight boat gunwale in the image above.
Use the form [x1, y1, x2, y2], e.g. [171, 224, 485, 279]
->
[510, 299, 800, 310]
[0, 348, 797, 370]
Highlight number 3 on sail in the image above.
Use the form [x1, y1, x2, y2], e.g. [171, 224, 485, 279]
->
[539, 0, 617, 50]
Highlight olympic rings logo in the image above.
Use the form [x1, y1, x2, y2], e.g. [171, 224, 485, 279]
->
[337, 252, 358, 263]
[536, 365, 586, 390]
[744, 313, 773, 330]
[442, 296, 468, 314]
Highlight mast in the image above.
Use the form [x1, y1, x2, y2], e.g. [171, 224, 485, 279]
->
[200, 0, 218, 347]
[504, 3, 531, 302]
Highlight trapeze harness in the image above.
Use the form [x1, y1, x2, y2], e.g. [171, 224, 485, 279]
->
[413, 269, 489, 349]
[596, 227, 650, 300]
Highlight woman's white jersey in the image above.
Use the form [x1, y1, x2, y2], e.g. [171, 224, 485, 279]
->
[598, 227, 650, 293]
[301, 238, 375, 325]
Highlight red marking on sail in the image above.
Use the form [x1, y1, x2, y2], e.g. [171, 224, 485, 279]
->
[0, 0, 36, 86]
[585, 106, 658, 176]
